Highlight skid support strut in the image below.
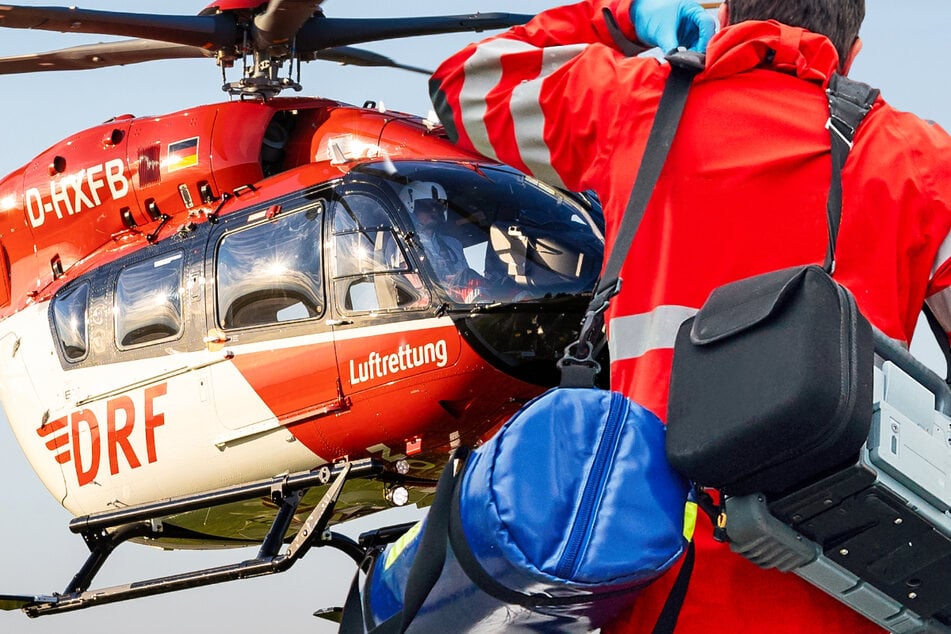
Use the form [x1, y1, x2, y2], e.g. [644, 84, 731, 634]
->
[2, 459, 382, 617]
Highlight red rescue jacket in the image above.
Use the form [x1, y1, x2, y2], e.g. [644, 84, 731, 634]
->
[431, 1, 951, 631]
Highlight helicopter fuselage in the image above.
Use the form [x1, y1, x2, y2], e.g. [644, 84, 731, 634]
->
[0, 97, 603, 546]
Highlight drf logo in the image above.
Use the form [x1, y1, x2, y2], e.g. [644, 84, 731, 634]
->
[36, 384, 166, 486]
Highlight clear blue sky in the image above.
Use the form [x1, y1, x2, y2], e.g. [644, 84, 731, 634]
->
[1, 2, 950, 633]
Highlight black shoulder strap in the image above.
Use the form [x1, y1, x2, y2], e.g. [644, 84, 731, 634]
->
[602, 7, 648, 57]
[649, 540, 696, 634]
[599, 51, 704, 296]
[559, 51, 704, 389]
[824, 73, 879, 271]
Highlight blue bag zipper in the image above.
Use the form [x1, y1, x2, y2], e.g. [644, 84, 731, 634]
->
[555, 391, 627, 579]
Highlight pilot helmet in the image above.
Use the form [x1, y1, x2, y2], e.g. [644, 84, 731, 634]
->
[400, 181, 448, 222]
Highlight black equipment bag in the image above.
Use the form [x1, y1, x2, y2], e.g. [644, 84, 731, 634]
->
[666, 74, 880, 497]
[666, 265, 873, 495]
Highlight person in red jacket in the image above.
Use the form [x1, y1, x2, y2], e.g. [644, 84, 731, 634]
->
[430, 0, 951, 632]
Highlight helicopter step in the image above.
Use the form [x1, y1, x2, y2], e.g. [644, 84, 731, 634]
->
[0, 458, 386, 618]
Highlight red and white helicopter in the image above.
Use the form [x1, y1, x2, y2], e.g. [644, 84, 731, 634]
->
[0, 0, 605, 619]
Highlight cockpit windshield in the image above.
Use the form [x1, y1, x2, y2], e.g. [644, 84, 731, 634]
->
[345, 161, 603, 307]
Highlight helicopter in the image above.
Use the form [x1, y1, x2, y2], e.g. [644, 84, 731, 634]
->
[0, 0, 608, 620]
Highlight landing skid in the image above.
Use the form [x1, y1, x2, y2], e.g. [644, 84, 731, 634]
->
[1, 459, 384, 617]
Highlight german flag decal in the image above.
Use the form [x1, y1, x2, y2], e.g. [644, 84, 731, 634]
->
[167, 137, 199, 172]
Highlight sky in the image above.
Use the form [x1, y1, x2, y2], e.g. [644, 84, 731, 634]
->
[1, 1, 951, 633]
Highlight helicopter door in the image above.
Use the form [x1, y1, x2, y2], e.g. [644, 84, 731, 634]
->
[325, 189, 454, 395]
[206, 198, 342, 443]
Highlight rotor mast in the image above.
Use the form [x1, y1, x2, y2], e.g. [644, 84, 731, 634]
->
[222, 0, 319, 97]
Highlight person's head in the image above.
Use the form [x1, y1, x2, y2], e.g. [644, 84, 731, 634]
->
[720, 0, 864, 72]
[400, 181, 448, 231]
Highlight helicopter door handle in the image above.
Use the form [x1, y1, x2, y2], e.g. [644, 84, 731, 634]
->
[325, 319, 353, 326]
[204, 328, 231, 344]
[204, 328, 231, 351]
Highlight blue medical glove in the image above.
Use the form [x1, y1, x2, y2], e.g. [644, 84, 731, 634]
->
[631, 0, 717, 53]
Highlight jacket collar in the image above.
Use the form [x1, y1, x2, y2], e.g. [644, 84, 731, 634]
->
[702, 20, 840, 86]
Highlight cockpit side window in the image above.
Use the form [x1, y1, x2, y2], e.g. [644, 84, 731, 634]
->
[329, 192, 429, 313]
[52, 283, 90, 362]
[216, 203, 324, 329]
[115, 253, 184, 349]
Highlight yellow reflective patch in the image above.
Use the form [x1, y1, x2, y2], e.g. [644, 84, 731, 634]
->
[683, 501, 698, 541]
[384, 521, 424, 570]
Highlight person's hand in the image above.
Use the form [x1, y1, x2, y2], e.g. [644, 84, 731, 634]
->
[631, 0, 717, 53]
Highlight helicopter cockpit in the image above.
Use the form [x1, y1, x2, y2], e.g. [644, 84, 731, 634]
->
[330, 161, 604, 313]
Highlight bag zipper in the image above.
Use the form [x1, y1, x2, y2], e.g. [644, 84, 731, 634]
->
[555, 391, 627, 579]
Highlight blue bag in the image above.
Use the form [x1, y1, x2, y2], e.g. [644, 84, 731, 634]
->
[350, 387, 691, 633]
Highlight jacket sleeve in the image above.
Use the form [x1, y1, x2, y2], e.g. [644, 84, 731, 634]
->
[429, 0, 667, 193]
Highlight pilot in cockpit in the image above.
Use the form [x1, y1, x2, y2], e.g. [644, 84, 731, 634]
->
[400, 181, 485, 302]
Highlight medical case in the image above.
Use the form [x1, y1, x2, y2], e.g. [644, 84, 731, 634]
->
[724, 332, 951, 633]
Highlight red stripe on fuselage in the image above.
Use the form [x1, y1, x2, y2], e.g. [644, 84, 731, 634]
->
[227, 324, 541, 461]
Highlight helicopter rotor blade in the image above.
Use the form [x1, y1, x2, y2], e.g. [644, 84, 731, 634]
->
[0, 39, 211, 74]
[0, 5, 238, 50]
[307, 46, 431, 76]
[295, 14, 534, 52]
